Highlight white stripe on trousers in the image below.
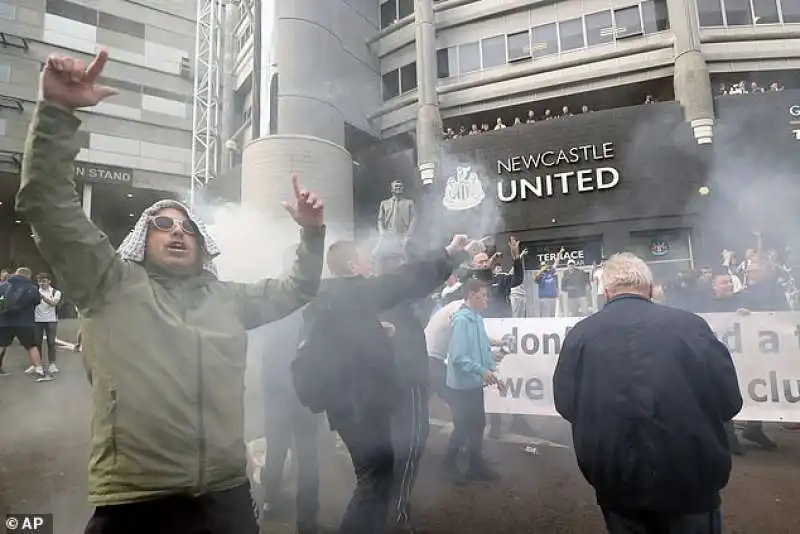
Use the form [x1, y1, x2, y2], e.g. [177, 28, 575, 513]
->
[395, 385, 427, 525]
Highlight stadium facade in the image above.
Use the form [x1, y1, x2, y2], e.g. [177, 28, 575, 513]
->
[0, 0, 196, 271]
[228, 0, 799, 272]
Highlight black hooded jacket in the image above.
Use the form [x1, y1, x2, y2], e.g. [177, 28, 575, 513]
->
[466, 258, 523, 318]
[308, 248, 464, 428]
[0, 275, 41, 328]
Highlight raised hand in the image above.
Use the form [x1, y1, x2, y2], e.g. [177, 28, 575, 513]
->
[446, 234, 470, 257]
[281, 175, 324, 228]
[509, 236, 521, 259]
[41, 50, 118, 109]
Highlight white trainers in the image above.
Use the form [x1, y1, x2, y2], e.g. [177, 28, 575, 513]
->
[48, 363, 58, 374]
[24, 365, 36, 374]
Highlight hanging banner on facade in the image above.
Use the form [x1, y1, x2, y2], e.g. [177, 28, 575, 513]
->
[484, 312, 800, 422]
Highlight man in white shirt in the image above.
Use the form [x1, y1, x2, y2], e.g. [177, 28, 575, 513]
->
[35, 273, 62, 374]
[425, 298, 464, 404]
[593, 260, 606, 312]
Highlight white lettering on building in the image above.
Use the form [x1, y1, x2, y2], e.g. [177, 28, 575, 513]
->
[495, 142, 620, 202]
[497, 167, 620, 202]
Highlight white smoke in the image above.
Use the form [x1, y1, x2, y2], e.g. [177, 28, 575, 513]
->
[199, 201, 303, 283]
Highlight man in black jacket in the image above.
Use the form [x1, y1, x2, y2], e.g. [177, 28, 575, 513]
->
[554, 252, 742, 534]
[0, 267, 48, 381]
[378, 252, 431, 534]
[314, 235, 474, 534]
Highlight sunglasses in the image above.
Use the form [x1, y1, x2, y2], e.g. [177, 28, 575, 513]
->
[150, 215, 196, 235]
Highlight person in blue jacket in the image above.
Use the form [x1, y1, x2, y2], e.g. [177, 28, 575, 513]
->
[444, 277, 504, 484]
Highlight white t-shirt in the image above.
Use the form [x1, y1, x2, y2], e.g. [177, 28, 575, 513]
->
[425, 299, 464, 362]
[35, 287, 62, 323]
[593, 268, 605, 296]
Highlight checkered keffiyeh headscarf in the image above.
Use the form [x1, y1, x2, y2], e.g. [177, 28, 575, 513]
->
[117, 199, 220, 277]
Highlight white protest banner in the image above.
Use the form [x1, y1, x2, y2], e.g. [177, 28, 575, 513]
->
[484, 312, 800, 423]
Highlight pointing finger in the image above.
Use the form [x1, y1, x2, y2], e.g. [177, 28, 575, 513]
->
[86, 49, 109, 83]
[291, 175, 301, 199]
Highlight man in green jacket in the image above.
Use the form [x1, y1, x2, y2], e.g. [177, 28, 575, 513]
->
[16, 50, 326, 534]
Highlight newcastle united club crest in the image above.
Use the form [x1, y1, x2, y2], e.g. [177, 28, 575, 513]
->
[649, 238, 669, 256]
[443, 166, 486, 211]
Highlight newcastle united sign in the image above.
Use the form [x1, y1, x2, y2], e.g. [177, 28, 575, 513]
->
[74, 161, 133, 184]
[496, 142, 620, 202]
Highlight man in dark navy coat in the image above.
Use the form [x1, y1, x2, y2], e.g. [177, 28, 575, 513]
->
[554, 253, 743, 534]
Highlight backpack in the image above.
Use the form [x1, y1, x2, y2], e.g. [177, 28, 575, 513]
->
[0, 282, 28, 315]
[291, 298, 346, 414]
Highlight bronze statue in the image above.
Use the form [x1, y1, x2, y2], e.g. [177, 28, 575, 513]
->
[375, 180, 415, 259]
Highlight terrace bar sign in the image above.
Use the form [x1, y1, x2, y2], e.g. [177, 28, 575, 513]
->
[73, 161, 133, 184]
[496, 142, 620, 202]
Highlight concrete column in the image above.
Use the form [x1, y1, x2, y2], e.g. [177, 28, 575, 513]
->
[666, 0, 715, 144]
[220, 4, 236, 170]
[81, 182, 92, 218]
[240, 0, 354, 243]
[241, 135, 353, 243]
[414, 0, 442, 185]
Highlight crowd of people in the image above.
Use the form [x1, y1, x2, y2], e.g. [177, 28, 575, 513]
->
[3, 47, 786, 534]
[442, 94, 659, 140]
[0, 267, 62, 381]
[716, 80, 785, 96]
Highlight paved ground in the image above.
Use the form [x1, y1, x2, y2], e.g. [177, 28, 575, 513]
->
[2, 322, 800, 533]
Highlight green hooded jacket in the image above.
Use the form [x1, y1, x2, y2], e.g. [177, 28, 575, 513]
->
[16, 102, 325, 505]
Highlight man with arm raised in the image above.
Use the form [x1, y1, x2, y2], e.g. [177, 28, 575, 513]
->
[17, 50, 326, 534]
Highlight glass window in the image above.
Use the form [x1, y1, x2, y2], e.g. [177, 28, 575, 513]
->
[398, 0, 413, 19]
[0, 64, 10, 83]
[725, 0, 753, 24]
[585, 11, 614, 46]
[382, 69, 400, 101]
[400, 62, 417, 93]
[458, 42, 481, 74]
[614, 6, 643, 39]
[642, 0, 670, 32]
[481, 35, 506, 68]
[436, 48, 456, 78]
[380, 0, 397, 29]
[531, 23, 558, 58]
[697, 0, 724, 26]
[781, 0, 800, 23]
[559, 18, 585, 52]
[507, 30, 531, 61]
[753, 0, 780, 23]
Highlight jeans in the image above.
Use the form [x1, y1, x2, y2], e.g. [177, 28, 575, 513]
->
[261, 398, 322, 531]
[602, 507, 722, 534]
[35, 322, 58, 364]
[445, 388, 486, 467]
[539, 298, 557, 317]
[391, 385, 430, 527]
[84, 483, 259, 534]
[509, 293, 527, 318]
[335, 410, 394, 534]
